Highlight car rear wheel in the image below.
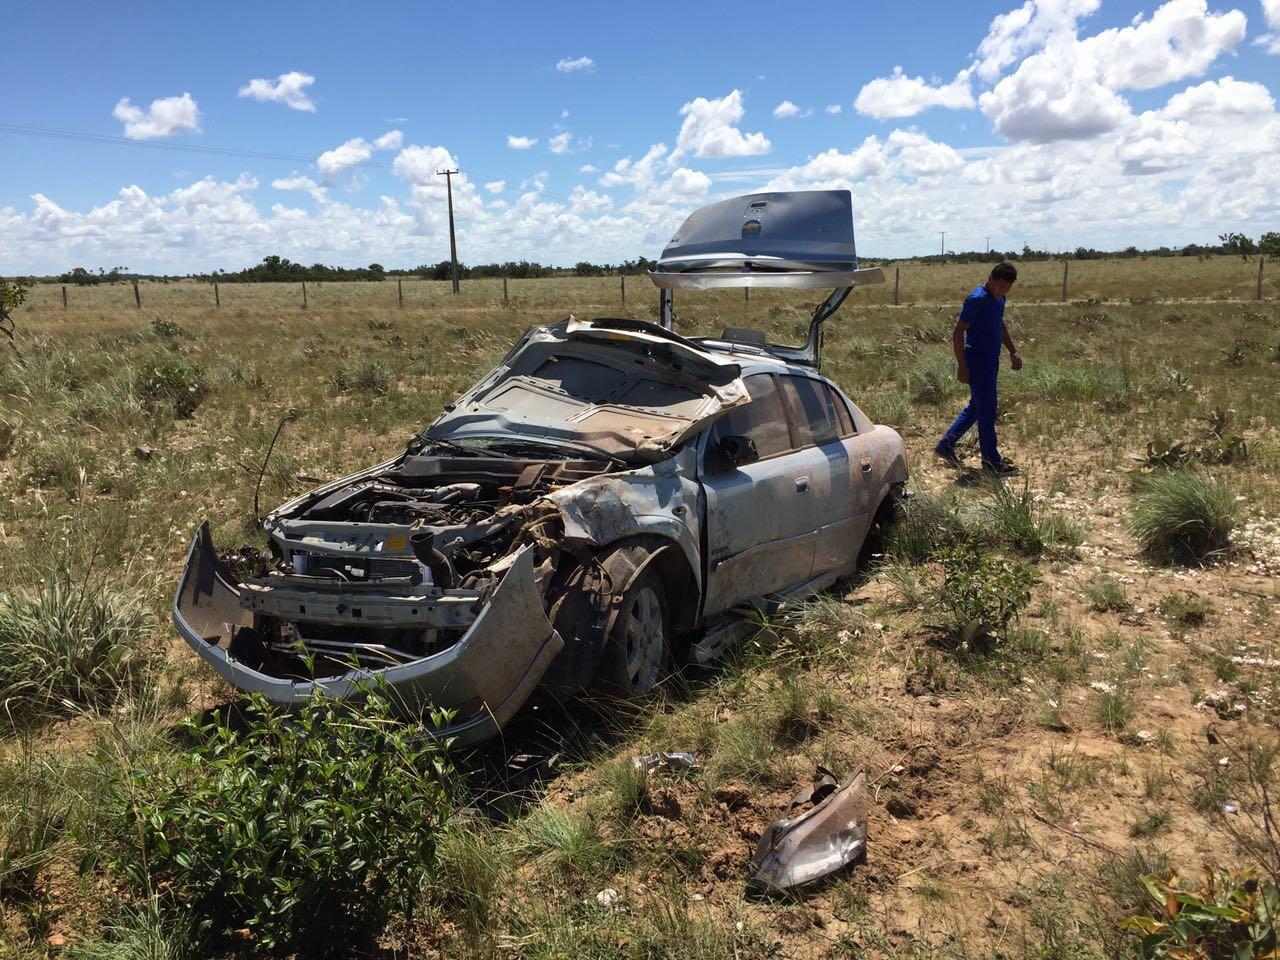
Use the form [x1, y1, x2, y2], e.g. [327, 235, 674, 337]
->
[596, 567, 669, 697]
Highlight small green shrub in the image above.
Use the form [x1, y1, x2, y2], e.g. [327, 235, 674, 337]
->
[930, 545, 1035, 650]
[1129, 470, 1237, 565]
[149, 318, 186, 339]
[329, 357, 391, 395]
[120, 691, 454, 956]
[137, 352, 207, 418]
[862, 389, 911, 429]
[0, 577, 151, 723]
[1159, 590, 1213, 626]
[0, 747, 65, 900]
[1119, 869, 1278, 959]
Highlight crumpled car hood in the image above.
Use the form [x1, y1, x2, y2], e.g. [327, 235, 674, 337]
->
[427, 318, 748, 460]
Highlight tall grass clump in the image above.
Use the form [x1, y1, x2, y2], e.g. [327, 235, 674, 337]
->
[1128, 469, 1237, 565]
[906, 352, 959, 405]
[883, 491, 970, 563]
[136, 350, 208, 419]
[116, 691, 454, 957]
[974, 480, 1082, 557]
[23, 434, 98, 494]
[0, 576, 152, 725]
[329, 357, 391, 395]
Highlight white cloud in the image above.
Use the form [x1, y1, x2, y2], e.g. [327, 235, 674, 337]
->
[507, 134, 537, 149]
[671, 90, 771, 161]
[555, 56, 594, 73]
[317, 137, 373, 180]
[569, 186, 613, 214]
[1085, 0, 1246, 90]
[579, 163, 598, 173]
[391, 144, 461, 186]
[600, 143, 668, 189]
[665, 167, 712, 198]
[112, 92, 200, 140]
[773, 100, 801, 118]
[373, 129, 404, 151]
[1260, 0, 1280, 51]
[1161, 76, 1275, 119]
[979, 41, 1132, 142]
[549, 131, 574, 154]
[825, 104, 843, 114]
[272, 174, 328, 202]
[237, 71, 317, 112]
[484, 180, 506, 194]
[886, 129, 965, 175]
[561, 108, 571, 118]
[974, 0, 1100, 82]
[787, 139, 887, 182]
[855, 67, 975, 119]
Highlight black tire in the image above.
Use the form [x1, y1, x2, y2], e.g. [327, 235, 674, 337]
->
[858, 483, 906, 569]
[594, 565, 669, 698]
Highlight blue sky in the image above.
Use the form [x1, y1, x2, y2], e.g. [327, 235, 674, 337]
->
[2, 0, 1278, 272]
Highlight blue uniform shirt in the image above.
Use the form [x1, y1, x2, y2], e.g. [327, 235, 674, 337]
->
[960, 284, 1005, 360]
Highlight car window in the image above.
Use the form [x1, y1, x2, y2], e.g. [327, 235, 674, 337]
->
[827, 384, 855, 436]
[780, 376, 841, 447]
[706, 375, 792, 469]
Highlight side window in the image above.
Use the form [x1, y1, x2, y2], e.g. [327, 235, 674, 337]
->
[826, 384, 855, 436]
[780, 376, 841, 447]
[707, 375, 792, 470]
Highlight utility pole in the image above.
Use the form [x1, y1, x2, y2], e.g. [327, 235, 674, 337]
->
[940, 231, 946, 261]
[985, 236, 991, 255]
[437, 168, 461, 294]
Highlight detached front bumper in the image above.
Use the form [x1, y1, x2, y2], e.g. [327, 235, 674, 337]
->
[173, 522, 563, 747]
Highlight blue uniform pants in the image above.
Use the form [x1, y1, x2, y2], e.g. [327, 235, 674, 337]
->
[940, 354, 1002, 466]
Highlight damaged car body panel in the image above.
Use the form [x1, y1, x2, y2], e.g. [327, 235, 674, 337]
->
[173, 189, 909, 746]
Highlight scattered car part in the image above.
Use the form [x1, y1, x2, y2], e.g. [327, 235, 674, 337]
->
[631, 752, 699, 773]
[747, 767, 868, 894]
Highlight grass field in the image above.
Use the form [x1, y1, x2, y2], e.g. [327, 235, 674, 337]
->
[1, 256, 1278, 957]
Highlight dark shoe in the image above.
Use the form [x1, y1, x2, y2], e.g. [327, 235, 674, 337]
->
[934, 443, 962, 467]
[982, 458, 1019, 477]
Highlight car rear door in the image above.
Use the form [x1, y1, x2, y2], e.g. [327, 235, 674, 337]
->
[700, 374, 817, 615]
[777, 375, 862, 579]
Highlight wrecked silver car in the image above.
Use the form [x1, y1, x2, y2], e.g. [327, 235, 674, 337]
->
[174, 189, 909, 745]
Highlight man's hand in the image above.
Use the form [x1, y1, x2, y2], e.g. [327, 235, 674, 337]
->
[1010, 351, 1023, 372]
[957, 363, 970, 384]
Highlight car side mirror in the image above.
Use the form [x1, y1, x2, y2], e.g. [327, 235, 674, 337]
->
[718, 434, 759, 467]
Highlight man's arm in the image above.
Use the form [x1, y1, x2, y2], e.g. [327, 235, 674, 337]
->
[953, 321, 970, 384]
[1001, 326, 1023, 371]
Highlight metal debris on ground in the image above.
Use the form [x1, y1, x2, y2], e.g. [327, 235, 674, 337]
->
[747, 766, 868, 895]
[631, 751, 699, 773]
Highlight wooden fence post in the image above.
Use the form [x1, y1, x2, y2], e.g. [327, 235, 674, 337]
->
[502, 276, 509, 304]
[214, 282, 220, 307]
[133, 280, 141, 308]
[1258, 257, 1265, 301]
[397, 277, 403, 308]
[61, 285, 68, 309]
[620, 274, 626, 306]
[744, 286, 749, 303]
[1061, 259, 1069, 302]
[302, 281, 308, 309]
[894, 268, 900, 306]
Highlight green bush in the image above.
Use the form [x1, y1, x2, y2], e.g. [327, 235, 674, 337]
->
[930, 545, 1035, 650]
[975, 480, 1082, 557]
[1128, 469, 1237, 565]
[329, 357, 391, 395]
[0, 577, 152, 724]
[137, 352, 207, 418]
[906, 352, 958, 405]
[121, 691, 454, 956]
[1120, 869, 1278, 959]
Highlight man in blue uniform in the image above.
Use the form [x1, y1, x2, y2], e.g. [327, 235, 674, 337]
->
[935, 262, 1021, 476]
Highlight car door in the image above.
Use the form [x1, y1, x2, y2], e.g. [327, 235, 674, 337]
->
[700, 374, 817, 615]
[777, 375, 861, 579]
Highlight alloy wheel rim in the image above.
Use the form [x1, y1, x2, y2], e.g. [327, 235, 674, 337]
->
[623, 585, 663, 694]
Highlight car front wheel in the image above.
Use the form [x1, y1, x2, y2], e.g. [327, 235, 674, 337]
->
[597, 567, 669, 697]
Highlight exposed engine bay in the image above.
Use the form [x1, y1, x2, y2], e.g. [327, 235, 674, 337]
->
[227, 451, 612, 679]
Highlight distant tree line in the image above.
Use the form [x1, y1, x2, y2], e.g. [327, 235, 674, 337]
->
[10, 233, 1277, 287]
